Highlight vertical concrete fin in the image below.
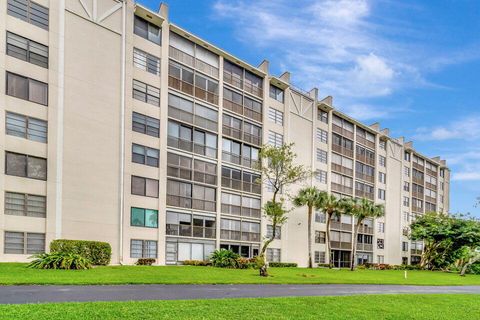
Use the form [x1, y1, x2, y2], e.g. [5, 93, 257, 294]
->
[159, 2, 169, 20]
[279, 71, 291, 84]
[258, 60, 269, 73]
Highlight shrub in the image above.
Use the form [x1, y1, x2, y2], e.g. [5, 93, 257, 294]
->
[183, 260, 212, 266]
[136, 258, 156, 266]
[50, 239, 111, 265]
[28, 252, 92, 270]
[467, 262, 480, 275]
[237, 258, 257, 269]
[209, 249, 240, 268]
[268, 262, 298, 268]
[317, 263, 330, 268]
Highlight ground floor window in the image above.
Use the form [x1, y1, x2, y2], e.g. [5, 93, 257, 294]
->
[402, 257, 408, 265]
[377, 255, 385, 264]
[166, 238, 215, 264]
[130, 239, 157, 258]
[266, 248, 281, 262]
[411, 255, 421, 265]
[314, 251, 326, 264]
[356, 252, 373, 265]
[4, 231, 45, 254]
[220, 242, 259, 258]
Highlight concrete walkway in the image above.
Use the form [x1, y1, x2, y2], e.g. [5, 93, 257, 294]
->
[1, 284, 479, 304]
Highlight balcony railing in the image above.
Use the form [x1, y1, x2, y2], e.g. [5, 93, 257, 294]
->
[332, 124, 354, 139]
[222, 125, 242, 140]
[356, 243, 373, 251]
[223, 71, 243, 89]
[331, 183, 353, 195]
[167, 165, 192, 181]
[223, 98, 243, 115]
[331, 221, 352, 232]
[413, 162, 424, 171]
[426, 182, 437, 190]
[194, 86, 218, 105]
[425, 196, 437, 204]
[412, 191, 424, 199]
[331, 163, 353, 176]
[426, 168, 437, 177]
[222, 151, 241, 165]
[411, 249, 423, 255]
[169, 46, 219, 78]
[168, 136, 217, 159]
[221, 204, 261, 219]
[244, 107, 262, 123]
[221, 177, 242, 191]
[243, 180, 261, 194]
[356, 153, 375, 166]
[220, 230, 261, 242]
[244, 81, 263, 98]
[356, 172, 374, 184]
[166, 195, 216, 212]
[193, 172, 217, 185]
[242, 157, 260, 170]
[169, 74, 218, 105]
[356, 135, 375, 150]
[355, 189, 374, 200]
[243, 132, 262, 146]
[166, 223, 216, 239]
[412, 205, 423, 213]
[412, 176, 424, 185]
[330, 241, 352, 250]
[358, 226, 374, 234]
[332, 144, 354, 158]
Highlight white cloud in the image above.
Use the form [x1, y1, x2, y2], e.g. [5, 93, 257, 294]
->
[414, 116, 480, 141]
[453, 172, 480, 181]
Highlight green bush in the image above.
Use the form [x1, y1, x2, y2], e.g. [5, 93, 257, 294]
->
[268, 262, 298, 268]
[317, 263, 330, 268]
[467, 262, 480, 275]
[136, 258, 156, 266]
[50, 239, 111, 266]
[28, 252, 92, 270]
[183, 260, 212, 266]
[209, 249, 240, 268]
[237, 258, 257, 269]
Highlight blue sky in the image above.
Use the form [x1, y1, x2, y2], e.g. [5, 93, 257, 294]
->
[139, 0, 480, 216]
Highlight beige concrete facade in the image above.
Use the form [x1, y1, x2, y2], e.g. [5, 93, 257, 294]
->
[0, 0, 450, 267]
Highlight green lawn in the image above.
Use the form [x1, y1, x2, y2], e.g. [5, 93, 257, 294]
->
[1, 263, 479, 285]
[1, 294, 479, 319]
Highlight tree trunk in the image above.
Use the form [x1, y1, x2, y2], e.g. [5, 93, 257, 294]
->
[307, 206, 313, 268]
[350, 221, 362, 271]
[326, 213, 332, 268]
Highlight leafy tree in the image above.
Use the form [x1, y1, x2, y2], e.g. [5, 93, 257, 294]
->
[410, 212, 480, 271]
[316, 193, 344, 268]
[292, 187, 323, 268]
[257, 143, 308, 276]
[346, 198, 385, 271]
[460, 248, 480, 276]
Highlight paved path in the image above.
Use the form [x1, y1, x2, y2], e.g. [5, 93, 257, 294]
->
[1, 284, 479, 304]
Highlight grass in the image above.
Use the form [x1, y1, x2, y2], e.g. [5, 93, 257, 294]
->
[0, 294, 479, 319]
[1, 263, 480, 285]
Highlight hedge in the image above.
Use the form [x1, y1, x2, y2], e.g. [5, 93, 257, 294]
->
[50, 239, 111, 266]
[268, 262, 298, 267]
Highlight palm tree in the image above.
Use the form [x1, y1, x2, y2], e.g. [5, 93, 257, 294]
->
[293, 187, 323, 268]
[316, 192, 343, 268]
[349, 198, 385, 271]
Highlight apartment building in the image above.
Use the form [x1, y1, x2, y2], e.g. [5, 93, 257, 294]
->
[0, 0, 450, 267]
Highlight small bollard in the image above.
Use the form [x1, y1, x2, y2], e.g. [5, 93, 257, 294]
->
[404, 270, 407, 279]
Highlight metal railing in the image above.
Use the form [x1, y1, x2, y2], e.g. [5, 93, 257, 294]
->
[332, 144, 354, 158]
[332, 124, 354, 139]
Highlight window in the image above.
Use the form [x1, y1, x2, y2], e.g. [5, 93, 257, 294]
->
[379, 140, 386, 150]
[168, 120, 218, 158]
[379, 155, 386, 167]
[378, 222, 385, 233]
[317, 149, 327, 163]
[7, 0, 49, 30]
[134, 15, 161, 45]
[315, 251, 326, 264]
[404, 182, 410, 192]
[167, 179, 216, 212]
[315, 231, 326, 244]
[222, 138, 241, 165]
[131, 176, 159, 198]
[402, 241, 409, 252]
[378, 172, 386, 184]
[133, 48, 160, 75]
[169, 94, 218, 132]
[268, 108, 284, 125]
[6, 72, 48, 105]
[403, 197, 410, 207]
[221, 193, 261, 218]
[5, 152, 47, 180]
[440, 169, 445, 177]
[269, 85, 284, 103]
[318, 109, 328, 124]
[266, 225, 281, 240]
[377, 255, 385, 264]
[133, 79, 160, 106]
[5, 192, 46, 218]
[333, 115, 354, 133]
[315, 170, 327, 184]
[377, 238, 384, 249]
[425, 202, 436, 212]
[266, 248, 281, 262]
[315, 211, 326, 223]
[268, 131, 283, 147]
[4, 231, 45, 254]
[166, 211, 216, 238]
[132, 112, 159, 137]
[221, 218, 260, 242]
[132, 144, 159, 167]
[130, 239, 157, 258]
[6, 112, 47, 143]
[404, 152, 411, 162]
[378, 189, 386, 200]
[316, 128, 328, 143]
[6, 32, 48, 68]
[404, 166, 410, 177]
[131, 207, 158, 228]
[167, 240, 216, 263]
[412, 198, 423, 209]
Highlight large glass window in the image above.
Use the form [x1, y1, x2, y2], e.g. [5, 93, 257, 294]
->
[7, 0, 49, 30]
[131, 176, 159, 198]
[6, 72, 48, 105]
[4, 231, 45, 254]
[132, 144, 159, 167]
[5, 152, 47, 180]
[6, 112, 47, 143]
[131, 207, 158, 228]
[134, 15, 161, 45]
[6, 32, 48, 68]
[133, 48, 160, 75]
[132, 112, 159, 137]
[269, 85, 284, 103]
[130, 239, 157, 258]
[5, 192, 46, 218]
[133, 79, 160, 106]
